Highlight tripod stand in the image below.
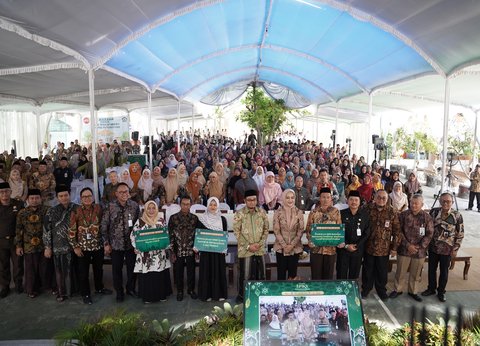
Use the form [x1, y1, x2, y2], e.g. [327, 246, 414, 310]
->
[432, 159, 459, 210]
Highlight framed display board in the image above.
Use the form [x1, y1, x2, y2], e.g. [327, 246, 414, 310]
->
[310, 224, 345, 247]
[243, 280, 366, 346]
[134, 227, 170, 252]
[127, 154, 147, 168]
[194, 228, 228, 253]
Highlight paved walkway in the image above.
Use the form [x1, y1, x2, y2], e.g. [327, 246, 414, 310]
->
[0, 180, 478, 342]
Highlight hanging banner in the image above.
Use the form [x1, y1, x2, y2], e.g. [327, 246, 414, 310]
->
[82, 115, 130, 144]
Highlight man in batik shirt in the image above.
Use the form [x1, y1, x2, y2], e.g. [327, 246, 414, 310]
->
[101, 182, 140, 302]
[43, 185, 77, 302]
[233, 190, 269, 303]
[422, 192, 464, 302]
[168, 196, 199, 301]
[15, 189, 54, 298]
[390, 194, 433, 302]
[29, 160, 56, 205]
[70, 187, 112, 305]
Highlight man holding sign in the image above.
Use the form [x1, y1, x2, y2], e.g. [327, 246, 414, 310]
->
[233, 190, 269, 303]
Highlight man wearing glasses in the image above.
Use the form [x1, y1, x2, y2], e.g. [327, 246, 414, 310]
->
[422, 192, 464, 302]
[101, 182, 140, 302]
[69, 187, 112, 304]
[362, 190, 400, 300]
[233, 190, 269, 303]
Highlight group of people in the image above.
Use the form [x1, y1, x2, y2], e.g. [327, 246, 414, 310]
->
[0, 131, 466, 307]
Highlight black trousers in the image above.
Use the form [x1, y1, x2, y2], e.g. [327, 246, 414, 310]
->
[174, 255, 196, 293]
[310, 253, 336, 280]
[468, 191, 480, 210]
[336, 251, 362, 280]
[238, 256, 265, 298]
[24, 252, 55, 294]
[0, 240, 24, 290]
[362, 253, 389, 296]
[53, 253, 72, 297]
[276, 252, 299, 280]
[111, 249, 136, 296]
[78, 249, 105, 297]
[427, 251, 451, 294]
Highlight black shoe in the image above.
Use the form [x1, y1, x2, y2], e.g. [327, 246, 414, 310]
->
[126, 290, 138, 298]
[389, 291, 402, 299]
[408, 293, 423, 302]
[188, 291, 198, 300]
[421, 289, 436, 297]
[177, 292, 184, 301]
[0, 288, 10, 298]
[361, 291, 369, 299]
[83, 296, 93, 305]
[466, 208, 472, 211]
[235, 295, 243, 304]
[437, 294, 446, 302]
[96, 288, 113, 295]
[378, 294, 389, 301]
[116, 294, 124, 303]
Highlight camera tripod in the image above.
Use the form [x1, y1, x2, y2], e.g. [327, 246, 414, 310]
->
[432, 160, 459, 210]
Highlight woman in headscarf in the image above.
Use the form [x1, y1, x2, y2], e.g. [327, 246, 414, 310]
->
[345, 174, 361, 197]
[196, 197, 228, 302]
[404, 171, 422, 204]
[151, 166, 164, 189]
[119, 168, 134, 190]
[233, 169, 258, 205]
[252, 166, 266, 205]
[389, 181, 408, 212]
[306, 169, 320, 194]
[282, 171, 295, 190]
[166, 154, 178, 169]
[130, 201, 172, 303]
[277, 167, 287, 186]
[129, 162, 142, 189]
[214, 162, 228, 186]
[273, 189, 304, 280]
[357, 174, 374, 203]
[381, 169, 391, 186]
[137, 168, 154, 205]
[372, 172, 384, 192]
[176, 163, 188, 187]
[262, 171, 283, 211]
[8, 168, 27, 201]
[185, 172, 203, 204]
[164, 168, 180, 205]
[384, 170, 401, 194]
[193, 166, 207, 187]
[204, 172, 225, 202]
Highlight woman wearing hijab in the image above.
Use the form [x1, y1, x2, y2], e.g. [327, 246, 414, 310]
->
[185, 172, 203, 204]
[176, 163, 188, 187]
[306, 169, 320, 194]
[8, 168, 27, 201]
[152, 166, 164, 189]
[381, 169, 391, 186]
[137, 168, 154, 205]
[372, 172, 384, 192]
[119, 168, 134, 189]
[131, 201, 172, 303]
[233, 169, 258, 205]
[357, 174, 374, 203]
[384, 170, 401, 194]
[253, 166, 266, 205]
[277, 167, 287, 186]
[129, 162, 142, 189]
[345, 174, 361, 197]
[214, 162, 228, 186]
[164, 168, 180, 205]
[389, 181, 408, 212]
[262, 171, 283, 211]
[282, 171, 295, 190]
[404, 172, 422, 204]
[204, 172, 225, 202]
[193, 166, 207, 187]
[196, 197, 228, 301]
[273, 189, 304, 280]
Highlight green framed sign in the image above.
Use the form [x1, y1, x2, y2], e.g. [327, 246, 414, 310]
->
[127, 154, 147, 168]
[134, 226, 170, 252]
[244, 280, 366, 346]
[311, 223, 345, 246]
[194, 228, 228, 253]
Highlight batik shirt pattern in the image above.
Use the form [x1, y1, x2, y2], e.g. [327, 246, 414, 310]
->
[43, 202, 77, 255]
[15, 205, 50, 253]
[168, 212, 198, 257]
[69, 204, 103, 251]
[429, 208, 464, 256]
[398, 209, 434, 259]
[306, 206, 341, 255]
[101, 199, 140, 251]
[365, 204, 401, 256]
[233, 207, 269, 258]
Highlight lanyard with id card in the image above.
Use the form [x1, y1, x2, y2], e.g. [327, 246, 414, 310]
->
[419, 226, 425, 236]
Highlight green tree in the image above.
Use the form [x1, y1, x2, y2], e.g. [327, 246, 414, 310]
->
[237, 85, 304, 145]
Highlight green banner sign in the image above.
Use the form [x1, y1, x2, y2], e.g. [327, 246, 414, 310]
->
[194, 228, 228, 254]
[134, 226, 170, 252]
[244, 280, 366, 346]
[311, 223, 345, 246]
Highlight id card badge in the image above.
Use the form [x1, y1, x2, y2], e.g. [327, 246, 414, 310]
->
[64, 173, 68, 178]
[356, 228, 362, 236]
[301, 199, 305, 205]
[86, 233, 92, 240]
[385, 220, 390, 228]
[419, 227, 425, 236]
[128, 219, 133, 227]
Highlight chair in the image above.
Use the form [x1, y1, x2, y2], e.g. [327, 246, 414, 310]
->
[190, 204, 207, 213]
[164, 204, 181, 224]
[219, 202, 231, 211]
[235, 203, 245, 211]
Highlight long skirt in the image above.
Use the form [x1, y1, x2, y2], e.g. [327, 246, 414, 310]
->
[138, 269, 172, 303]
[198, 252, 228, 301]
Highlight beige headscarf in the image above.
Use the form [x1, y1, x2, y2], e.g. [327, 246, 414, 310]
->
[164, 168, 179, 203]
[141, 200, 160, 227]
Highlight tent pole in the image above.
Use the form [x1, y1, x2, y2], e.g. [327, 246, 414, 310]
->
[35, 107, 42, 153]
[367, 93, 373, 164]
[335, 102, 339, 148]
[440, 78, 450, 192]
[88, 69, 99, 204]
[147, 92, 153, 169]
[473, 111, 479, 167]
[177, 100, 181, 152]
[191, 104, 194, 137]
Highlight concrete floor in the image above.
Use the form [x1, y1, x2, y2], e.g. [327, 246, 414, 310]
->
[1, 182, 479, 343]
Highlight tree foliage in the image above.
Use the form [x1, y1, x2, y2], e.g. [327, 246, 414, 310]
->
[237, 86, 304, 145]
[390, 128, 438, 154]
